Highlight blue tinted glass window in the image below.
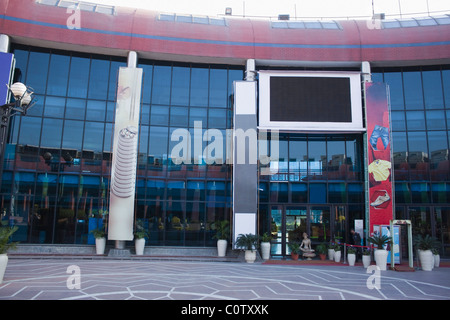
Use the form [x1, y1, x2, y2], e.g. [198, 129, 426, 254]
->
[442, 69, 450, 108]
[189, 107, 207, 127]
[190, 67, 208, 106]
[152, 65, 171, 105]
[391, 111, 406, 131]
[47, 54, 69, 96]
[187, 181, 205, 201]
[422, 70, 444, 109]
[270, 183, 288, 202]
[170, 106, 188, 127]
[403, 71, 424, 110]
[140, 64, 153, 104]
[86, 100, 106, 121]
[41, 118, 63, 149]
[383, 72, 404, 110]
[151, 105, 169, 126]
[208, 108, 226, 129]
[62, 120, 84, 150]
[328, 183, 346, 203]
[428, 131, 449, 181]
[371, 72, 383, 83]
[83, 121, 104, 152]
[209, 69, 227, 107]
[67, 56, 90, 98]
[411, 183, 430, 203]
[26, 51, 49, 94]
[88, 58, 110, 100]
[13, 49, 28, 82]
[18, 116, 41, 146]
[140, 104, 150, 125]
[392, 131, 408, 180]
[309, 183, 326, 203]
[395, 182, 411, 203]
[171, 66, 190, 106]
[108, 60, 126, 101]
[291, 183, 307, 202]
[432, 183, 450, 203]
[348, 183, 364, 203]
[149, 126, 168, 158]
[65, 98, 86, 120]
[426, 110, 446, 130]
[44, 96, 65, 118]
[406, 111, 426, 130]
[308, 138, 326, 180]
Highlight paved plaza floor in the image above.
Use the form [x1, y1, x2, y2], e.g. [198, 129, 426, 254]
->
[1, 257, 449, 302]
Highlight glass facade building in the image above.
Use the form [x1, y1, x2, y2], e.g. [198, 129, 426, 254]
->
[5, 46, 450, 257]
[0, 0, 449, 259]
[3, 45, 243, 247]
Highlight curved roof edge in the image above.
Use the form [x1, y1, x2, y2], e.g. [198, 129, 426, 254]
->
[1, 0, 449, 67]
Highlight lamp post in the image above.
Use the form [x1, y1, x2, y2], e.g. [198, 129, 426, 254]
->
[0, 82, 35, 186]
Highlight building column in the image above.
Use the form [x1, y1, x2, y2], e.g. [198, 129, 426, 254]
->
[109, 51, 142, 250]
[362, 61, 371, 241]
[232, 59, 258, 246]
[0, 34, 10, 53]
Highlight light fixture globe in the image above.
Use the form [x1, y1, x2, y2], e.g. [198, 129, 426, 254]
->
[9, 82, 27, 99]
[21, 92, 32, 106]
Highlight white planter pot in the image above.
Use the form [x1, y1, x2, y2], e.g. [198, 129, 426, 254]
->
[348, 253, 356, 266]
[135, 238, 146, 255]
[374, 249, 388, 271]
[0, 254, 8, 284]
[260, 242, 271, 260]
[434, 254, 440, 268]
[328, 249, 335, 261]
[95, 237, 106, 255]
[362, 255, 371, 268]
[245, 250, 256, 263]
[334, 250, 341, 263]
[217, 239, 227, 257]
[418, 250, 434, 271]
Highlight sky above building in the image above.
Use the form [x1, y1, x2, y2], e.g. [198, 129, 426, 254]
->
[91, 0, 450, 19]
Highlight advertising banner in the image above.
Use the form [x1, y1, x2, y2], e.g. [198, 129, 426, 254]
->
[365, 82, 393, 234]
[108, 67, 143, 241]
[0, 52, 14, 104]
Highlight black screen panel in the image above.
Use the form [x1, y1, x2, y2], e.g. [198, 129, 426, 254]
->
[270, 76, 352, 123]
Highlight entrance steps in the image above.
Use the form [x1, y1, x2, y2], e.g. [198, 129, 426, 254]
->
[8, 244, 258, 263]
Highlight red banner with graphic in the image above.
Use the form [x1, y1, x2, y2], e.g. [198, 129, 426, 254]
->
[366, 82, 393, 234]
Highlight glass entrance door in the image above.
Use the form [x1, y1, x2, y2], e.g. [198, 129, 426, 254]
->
[270, 205, 307, 256]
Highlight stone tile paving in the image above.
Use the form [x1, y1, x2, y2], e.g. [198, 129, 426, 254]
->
[0, 258, 449, 300]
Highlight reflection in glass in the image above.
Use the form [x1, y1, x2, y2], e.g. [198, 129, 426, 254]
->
[422, 70, 444, 109]
[68, 56, 90, 98]
[403, 71, 424, 110]
[383, 71, 404, 110]
[47, 54, 70, 96]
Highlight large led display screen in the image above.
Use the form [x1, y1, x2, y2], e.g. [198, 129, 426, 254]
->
[259, 71, 363, 132]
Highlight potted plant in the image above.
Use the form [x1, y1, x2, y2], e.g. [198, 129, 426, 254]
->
[316, 242, 328, 260]
[333, 244, 342, 263]
[288, 242, 300, 260]
[212, 220, 230, 257]
[328, 243, 335, 261]
[414, 234, 438, 271]
[367, 234, 391, 271]
[260, 232, 271, 260]
[347, 246, 356, 266]
[134, 230, 148, 256]
[91, 227, 106, 255]
[432, 248, 440, 268]
[0, 224, 18, 284]
[362, 248, 371, 268]
[235, 233, 259, 263]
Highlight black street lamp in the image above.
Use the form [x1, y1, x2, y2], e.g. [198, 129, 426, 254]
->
[0, 82, 36, 186]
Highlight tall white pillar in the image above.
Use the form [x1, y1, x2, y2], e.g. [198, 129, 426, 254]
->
[0, 35, 10, 53]
[232, 59, 258, 246]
